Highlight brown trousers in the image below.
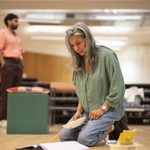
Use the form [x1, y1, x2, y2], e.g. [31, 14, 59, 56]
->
[0, 58, 23, 120]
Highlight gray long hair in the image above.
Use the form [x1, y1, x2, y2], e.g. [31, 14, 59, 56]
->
[65, 22, 98, 72]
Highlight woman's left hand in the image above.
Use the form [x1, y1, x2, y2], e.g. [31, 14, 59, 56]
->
[89, 108, 105, 120]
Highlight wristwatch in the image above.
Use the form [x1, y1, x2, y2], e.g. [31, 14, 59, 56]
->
[101, 105, 108, 111]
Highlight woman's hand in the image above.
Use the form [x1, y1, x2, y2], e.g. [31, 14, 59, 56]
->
[72, 102, 83, 120]
[72, 111, 82, 120]
[89, 108, 105, 120]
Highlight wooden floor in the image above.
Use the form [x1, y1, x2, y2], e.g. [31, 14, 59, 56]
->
[0, 124, 150, 150]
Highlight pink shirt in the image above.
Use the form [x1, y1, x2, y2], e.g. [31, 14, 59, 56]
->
[0, 28, 24, 60]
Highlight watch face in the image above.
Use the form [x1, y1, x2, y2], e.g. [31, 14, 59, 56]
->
[102, 105, 107, 111]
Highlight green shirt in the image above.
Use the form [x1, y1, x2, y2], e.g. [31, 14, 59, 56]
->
[72, 46, 125, 112]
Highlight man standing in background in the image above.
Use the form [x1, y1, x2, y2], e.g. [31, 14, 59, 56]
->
[0, 13, 25, 124]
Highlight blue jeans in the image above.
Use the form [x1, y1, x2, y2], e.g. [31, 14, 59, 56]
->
[59, 100, 126, 147]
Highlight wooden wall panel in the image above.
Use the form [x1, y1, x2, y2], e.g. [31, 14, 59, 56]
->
[23, 52, 72, 82]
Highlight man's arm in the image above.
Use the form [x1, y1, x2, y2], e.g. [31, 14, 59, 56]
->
[0, 51, 5, 68]
[0, 30, 5, 67]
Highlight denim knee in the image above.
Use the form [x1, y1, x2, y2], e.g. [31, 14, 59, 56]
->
[59, 129, 68, 141]
[77, 130, 108, 147]
[59, 128, 77, 141]
[77, 132, 97, 147]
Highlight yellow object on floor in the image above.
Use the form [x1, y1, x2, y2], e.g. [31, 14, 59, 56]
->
[117, 129, 137, 145]
[108, 129, 142, 150]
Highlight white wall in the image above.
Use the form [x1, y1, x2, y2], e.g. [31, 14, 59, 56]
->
[116, 44, 150, 84]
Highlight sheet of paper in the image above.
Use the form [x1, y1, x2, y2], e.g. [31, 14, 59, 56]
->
[40, 141, 89, 150]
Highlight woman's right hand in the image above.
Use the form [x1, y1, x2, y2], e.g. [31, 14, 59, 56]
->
[72, 111, 82, 120]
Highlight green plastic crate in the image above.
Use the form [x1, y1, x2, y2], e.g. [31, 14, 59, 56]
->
[7, 92, 49, 134]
